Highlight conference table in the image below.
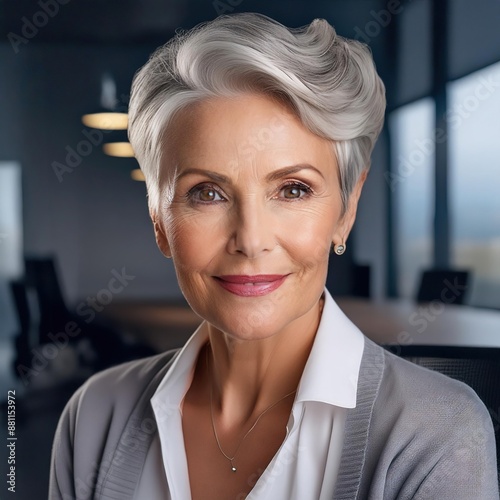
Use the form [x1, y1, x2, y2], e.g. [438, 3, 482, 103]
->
[99, 297, 500, 358]
[337, 298, 500, 358]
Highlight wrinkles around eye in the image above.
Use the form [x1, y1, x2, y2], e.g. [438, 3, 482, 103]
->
[183, 180, 314, 206]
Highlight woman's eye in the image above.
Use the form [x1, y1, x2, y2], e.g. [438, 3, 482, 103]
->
[188, 185, 225, 203]
[279, 183, 311, 200]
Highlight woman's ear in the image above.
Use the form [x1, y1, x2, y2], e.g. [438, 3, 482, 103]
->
[332, 170, 368, 247]
[150, 212, 172, 258]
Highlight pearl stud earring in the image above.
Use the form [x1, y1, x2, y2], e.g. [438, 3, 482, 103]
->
[334, 243, 346, 255]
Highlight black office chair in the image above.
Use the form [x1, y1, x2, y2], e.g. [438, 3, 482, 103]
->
[9, 280, 31, 335]
[403, 354, 500, 483]
[352, 264, 371, 298]
[11, 256, 156, 381]
[416, 268, 470, 305]
[328, 259, 372, 298]
[24, 257, 70, 345]
[9, 279, 36, 370]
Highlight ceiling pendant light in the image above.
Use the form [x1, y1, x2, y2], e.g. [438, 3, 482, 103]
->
[81, 72, 128, 130]
[131, 169, 145, 181]
[102, 142, 135, 157]
[82, 112, 128, 130]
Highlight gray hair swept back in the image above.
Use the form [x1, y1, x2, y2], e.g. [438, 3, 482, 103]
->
[128, 12, 386, 215]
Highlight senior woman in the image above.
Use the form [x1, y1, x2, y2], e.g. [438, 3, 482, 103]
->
[49, 12, 498, 500]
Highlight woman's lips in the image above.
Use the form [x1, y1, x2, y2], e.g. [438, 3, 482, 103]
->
[213, 275, 288, 297]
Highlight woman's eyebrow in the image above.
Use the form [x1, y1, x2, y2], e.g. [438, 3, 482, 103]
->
[175, 163, 325, 184]
[266, 164, 325, 181]
[174, 168, 230, 184]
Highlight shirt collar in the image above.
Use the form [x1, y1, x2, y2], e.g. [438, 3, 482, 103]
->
[151, 287, 365, 413]
[294, 287, 364, 408]
[151, 320, 209, 413]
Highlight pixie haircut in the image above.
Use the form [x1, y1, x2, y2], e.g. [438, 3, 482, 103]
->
[128, 12, 386, 215]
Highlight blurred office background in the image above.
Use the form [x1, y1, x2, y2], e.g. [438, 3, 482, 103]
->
[1, 0, 500, 498]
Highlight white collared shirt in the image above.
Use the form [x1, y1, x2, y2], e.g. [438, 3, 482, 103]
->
[145, 287, 365, 499]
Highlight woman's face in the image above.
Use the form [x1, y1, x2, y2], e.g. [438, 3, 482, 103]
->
[153, 92, 364, 340]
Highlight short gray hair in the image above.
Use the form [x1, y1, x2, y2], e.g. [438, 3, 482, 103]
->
[128, 12, 386, 215]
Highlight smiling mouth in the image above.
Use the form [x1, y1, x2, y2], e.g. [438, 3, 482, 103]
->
[213, 275, 289, 296]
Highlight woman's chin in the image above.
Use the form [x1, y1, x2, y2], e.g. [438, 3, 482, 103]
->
[206, 318, 286, 343]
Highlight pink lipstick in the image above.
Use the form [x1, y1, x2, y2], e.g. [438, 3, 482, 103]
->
[214, 274, 288, 297]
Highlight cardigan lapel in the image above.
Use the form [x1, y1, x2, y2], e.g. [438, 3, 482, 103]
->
[333, 337, 386, 500]
[95, 349, 181, 500]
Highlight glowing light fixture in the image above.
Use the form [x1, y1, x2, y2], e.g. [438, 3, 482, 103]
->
[131, 169, 145, 181]
[82, 112, 128, 130]
[103, 142, 135, 157]
[82, 73, 128, 130]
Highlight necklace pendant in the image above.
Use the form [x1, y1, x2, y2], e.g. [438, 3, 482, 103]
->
[230, 460, 237, 473]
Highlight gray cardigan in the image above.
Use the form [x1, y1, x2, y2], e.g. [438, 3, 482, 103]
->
[49, 337, 499, 499]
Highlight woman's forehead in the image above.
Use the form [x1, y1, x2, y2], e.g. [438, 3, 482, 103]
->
[163, 94, 337, 176]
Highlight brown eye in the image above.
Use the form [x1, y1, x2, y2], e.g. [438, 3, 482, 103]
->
[199, 188, 217, 201]
[187, 184, 225, 204]
[283, 186, 301, 199]
[280, 183, 310, 200]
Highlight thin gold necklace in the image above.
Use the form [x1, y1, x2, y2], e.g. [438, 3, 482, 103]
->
[206, 344, 296, 473]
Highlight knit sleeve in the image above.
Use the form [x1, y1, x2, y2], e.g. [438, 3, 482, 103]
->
[48, 350, 180, 500]
[358, 351, 500, 500]
[48, 383, 84, 500]
[413, 392, 499, 500]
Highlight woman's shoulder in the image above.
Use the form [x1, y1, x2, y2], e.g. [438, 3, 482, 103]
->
[58, 348, 181, 434]
[354, 340, 499, 498]
[382, 347, 484, 403]
[356, 337, 493, 440]
[372, 344, 494, 438]
[49, 349, 181, 498]
[72, 348, 181, 409]
[86, 348, 180, 388]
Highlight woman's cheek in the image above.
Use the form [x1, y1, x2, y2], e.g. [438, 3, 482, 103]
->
[285, 215, 334, 266]
[169, 211, 224, 264]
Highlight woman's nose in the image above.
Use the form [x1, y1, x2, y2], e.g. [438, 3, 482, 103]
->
[226, 199, 276, 259]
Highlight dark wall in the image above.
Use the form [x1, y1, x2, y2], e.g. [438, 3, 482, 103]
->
[0, 42, 181, 313]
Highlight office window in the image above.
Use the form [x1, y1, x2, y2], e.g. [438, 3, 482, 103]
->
[0, 162, 23, 341]
[389, 98, 435, 298]
[448, 61, 500, 308]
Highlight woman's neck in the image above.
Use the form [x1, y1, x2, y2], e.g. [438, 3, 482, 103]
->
[205, 295, 324, 431]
